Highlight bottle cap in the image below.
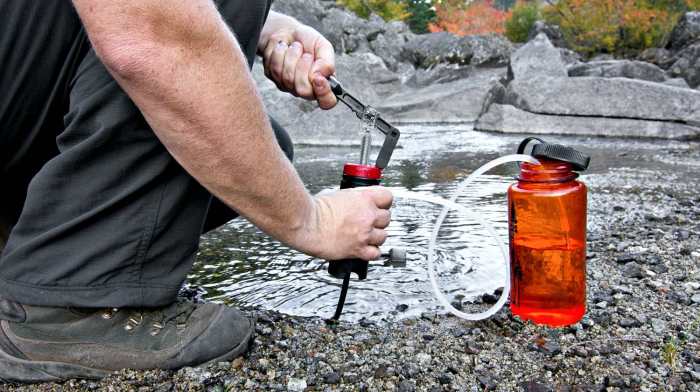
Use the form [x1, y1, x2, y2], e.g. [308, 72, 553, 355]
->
[517, 137, 590, 171]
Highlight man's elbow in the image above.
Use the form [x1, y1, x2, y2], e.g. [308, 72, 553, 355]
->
[91, 36, 158, 81]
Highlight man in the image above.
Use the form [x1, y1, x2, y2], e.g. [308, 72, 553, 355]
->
[0, 0, 392, 382]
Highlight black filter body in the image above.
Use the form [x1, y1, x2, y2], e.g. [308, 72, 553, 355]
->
[328, 163, 382, 320]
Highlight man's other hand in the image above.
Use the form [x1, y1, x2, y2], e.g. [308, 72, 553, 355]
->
[258, 14, 337, 109]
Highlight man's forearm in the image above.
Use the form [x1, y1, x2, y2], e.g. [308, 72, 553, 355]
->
[72, 1, 317, 250]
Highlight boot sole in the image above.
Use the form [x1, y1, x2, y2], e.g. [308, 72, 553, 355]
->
[0, 346, 110, 383]
[0, 315, 255, 383]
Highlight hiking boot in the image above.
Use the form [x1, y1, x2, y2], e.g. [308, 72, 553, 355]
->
[0, 298, 254, 383]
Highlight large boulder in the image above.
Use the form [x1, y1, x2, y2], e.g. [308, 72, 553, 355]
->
[508, 33, 568, 80]
[270, 0, 326, 31]
[476, 104, 700, 140]
[567, 60, 667, 83]
[668, 12, 700, 51]
[401, 32, 474, 68]
[476, 34, 700, 139]
[667, 43, 700, 88]
[462, 35, 513, 67]
[638, 48, 677, 70]
[506, 76, 700, 125]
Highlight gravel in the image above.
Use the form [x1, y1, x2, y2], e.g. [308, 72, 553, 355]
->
[6, 143, 700, 391]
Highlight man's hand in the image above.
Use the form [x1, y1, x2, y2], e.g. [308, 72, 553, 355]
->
[258, 12, 337, 109]
[299, 187, 393, 261]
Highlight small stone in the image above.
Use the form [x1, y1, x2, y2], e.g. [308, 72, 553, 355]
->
[622, 262, 644, 279]
[616, 253, 636, 264]
[605, 375, 625, 387]
[595, 301, 608, 309]
[692, 293, 700, 304]
[323, 372, 340, 385]
[619, 318, 642, 328]
[522, 381, 554, 392]
[422, 334, 435, 341]
[686, 282, 700, 291]
[287, 378, 307, 392]
[650, 318, 666, 333]
[395, 304, 409, 312]
[437, 373, 453, 385]
[477, 373, 497, 390]
[416, 353, 431, 366]
[541, 341, 562, 355]
[482, 292, 499, 304]
[397, 380, 416, 392]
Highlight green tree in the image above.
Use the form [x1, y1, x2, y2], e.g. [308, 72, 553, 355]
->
[337, 0, 410, 21]
[402, 0, 437, 33]
[505, 1, 540, 42]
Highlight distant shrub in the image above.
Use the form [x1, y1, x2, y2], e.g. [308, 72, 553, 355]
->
[429, 0, 512, 36]
[543, 0, 680, 56]
[402, 0, 437, 34]
[505, 1, 541, 43]
[337, 0, 410, 21]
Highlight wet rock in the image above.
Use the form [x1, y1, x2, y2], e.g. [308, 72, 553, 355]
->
[395, 304, 409, 312]
[668, 12, 700, 51]
[568, 60, 667, 83]
[622, 262, 645, 279]
[508, 33, 568, 80]
[616, 254, 637, 264]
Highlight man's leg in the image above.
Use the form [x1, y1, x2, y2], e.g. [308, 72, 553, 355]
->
[0, 0, 280, 381]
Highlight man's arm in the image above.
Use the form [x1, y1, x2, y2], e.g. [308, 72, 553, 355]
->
[71, 0, 391, 261]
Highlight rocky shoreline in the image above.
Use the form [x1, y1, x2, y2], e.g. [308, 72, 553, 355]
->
[9, 140, 700, 391]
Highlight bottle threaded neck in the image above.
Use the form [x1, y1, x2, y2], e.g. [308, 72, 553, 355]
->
[518, 159, 577, 183]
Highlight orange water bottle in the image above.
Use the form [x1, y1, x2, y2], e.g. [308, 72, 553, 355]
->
[508, 138, 591, 327]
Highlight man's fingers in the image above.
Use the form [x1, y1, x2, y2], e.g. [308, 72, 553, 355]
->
[282, 42, 302, 92]
[269, 41, 288, 88]
[374, 209, 391, 229]
[367, 229, 388, 246]
[294, 53, 314, 99]
[311, 73, 337, 109]
[363, 187, 393, 210]
[310, 38, 336, 77]
[359, 246, 381, 261]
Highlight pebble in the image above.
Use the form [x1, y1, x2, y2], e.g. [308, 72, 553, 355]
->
[650, 318, 666, 333]
[622, 262, 645, 279]
[323, 372, 340, 385]
[397, 380, 416, 392]
[437, 373, 453, 385]
[287, 378, 307, 392]
[692, 294, 700, 304]
[395, 304, 409, 312]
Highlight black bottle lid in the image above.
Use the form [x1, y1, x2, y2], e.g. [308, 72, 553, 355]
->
[517, 137, 590, 171]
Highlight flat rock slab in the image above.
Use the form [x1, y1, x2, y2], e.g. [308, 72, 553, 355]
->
[507, 76, 700, 126]
[476, 104, 700, 140]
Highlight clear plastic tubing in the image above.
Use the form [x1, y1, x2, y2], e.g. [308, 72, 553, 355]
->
[391, 154, 540, 321]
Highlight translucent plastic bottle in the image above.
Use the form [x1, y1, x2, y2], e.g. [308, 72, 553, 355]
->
[508, 140, 590, 327]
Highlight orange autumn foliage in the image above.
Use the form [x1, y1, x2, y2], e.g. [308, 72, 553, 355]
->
[429, 0, 512, 36]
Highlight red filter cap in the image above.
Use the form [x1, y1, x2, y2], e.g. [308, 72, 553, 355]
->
[343, 163, 382, 180]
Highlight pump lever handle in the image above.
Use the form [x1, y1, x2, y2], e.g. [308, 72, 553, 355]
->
[328, 76, 400, 170]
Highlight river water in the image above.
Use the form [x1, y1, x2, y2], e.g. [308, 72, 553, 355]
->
[188, 124, 699, 322]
